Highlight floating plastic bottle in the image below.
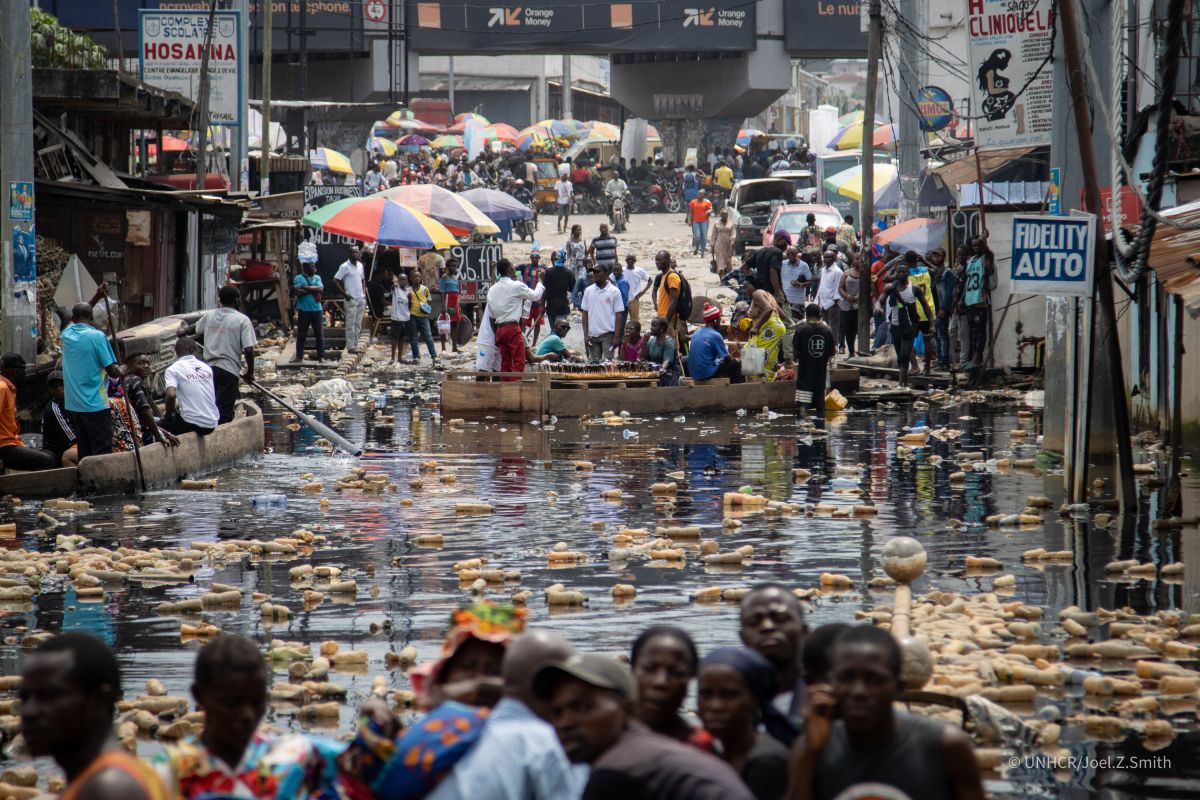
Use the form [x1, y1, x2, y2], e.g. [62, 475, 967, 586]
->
[622, 429, 639, 439]
[251, 494, 287, 509]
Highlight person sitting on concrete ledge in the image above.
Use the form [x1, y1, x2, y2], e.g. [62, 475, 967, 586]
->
[0, 353, 57, 472]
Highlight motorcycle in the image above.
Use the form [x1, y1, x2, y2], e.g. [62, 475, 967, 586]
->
[514, 211, 538, 241]
[657, 177, 683, 214]
[609, 191, 629, 233]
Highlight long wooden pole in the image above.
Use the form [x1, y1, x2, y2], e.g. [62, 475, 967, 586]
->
[1058, 0, 1135, 507]
[194, 0, 220, 190]
[103, 294, 147, 493]
[857, 0, 882, 353]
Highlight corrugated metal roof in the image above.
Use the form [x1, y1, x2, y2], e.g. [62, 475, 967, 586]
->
[932, 146, 1040, 188]
[1146, 199, 1200, 303]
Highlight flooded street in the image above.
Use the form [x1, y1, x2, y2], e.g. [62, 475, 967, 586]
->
[3, 379, 1198, 797]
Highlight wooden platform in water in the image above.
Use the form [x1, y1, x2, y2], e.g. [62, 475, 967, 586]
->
[440, 368, 860, 418]
[0, 401, 265, 498]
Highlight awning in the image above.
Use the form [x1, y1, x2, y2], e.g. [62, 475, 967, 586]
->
[1145, 199, 1200, 304]
[931, 146, 1041, 188]
[959, 181, 1051, 207]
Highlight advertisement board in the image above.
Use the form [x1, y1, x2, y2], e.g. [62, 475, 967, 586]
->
[784, 0, 866, 58]
[450, 243, 505, 302]
[1009, 213, 1095, 297]
[303, 186, 364, 285]
[139, 10, 243, 126]
[966, 0, 1055, 148]
[410, 1, 755, 54]
[46, 1, 362, 54]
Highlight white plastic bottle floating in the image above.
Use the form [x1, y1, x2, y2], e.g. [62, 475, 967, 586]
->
[251, 494, 287, 509]
[623, 429, 639, 439]
[830, 477, 860, 488]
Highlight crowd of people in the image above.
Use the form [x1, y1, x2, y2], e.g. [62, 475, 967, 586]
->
[0, 283, 258, 473]
[19, 588, 983, 800]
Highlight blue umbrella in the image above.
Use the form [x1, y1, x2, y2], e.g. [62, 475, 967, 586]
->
[459, 188, 534, 222]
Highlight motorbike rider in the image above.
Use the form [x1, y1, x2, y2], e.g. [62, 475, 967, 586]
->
[605, 170, 630, 226]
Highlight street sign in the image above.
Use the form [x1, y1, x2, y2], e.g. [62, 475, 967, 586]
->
[364, 0, 388, 23]
[1009, 213, 1095, 297]
[139, 10, 243, 126]
[916, 86, 954, 132]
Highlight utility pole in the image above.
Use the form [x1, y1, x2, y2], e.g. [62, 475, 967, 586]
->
[111, 0, 125, 75]
[448, 55, 456, 115]
[1058, 0, 1135, 507]
[299, 0, 309, 153]
[896, 0, 923, 221]
[261, 0, 273, 194]
[234, 0, 249, 191]
[857, 0, 882, 353]
[1, 1, 36, 360]
[562, 55, 573, 119]
[194, 0, 220, 190]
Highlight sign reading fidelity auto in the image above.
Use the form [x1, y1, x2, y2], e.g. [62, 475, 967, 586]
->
[1009, 213, 1095, 297]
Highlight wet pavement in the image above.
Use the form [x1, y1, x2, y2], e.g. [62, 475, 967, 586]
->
[2, 371, 1199, 796]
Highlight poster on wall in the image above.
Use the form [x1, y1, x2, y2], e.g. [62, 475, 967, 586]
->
[784, 0, 866, 58]
[966, 0, 1055, 148]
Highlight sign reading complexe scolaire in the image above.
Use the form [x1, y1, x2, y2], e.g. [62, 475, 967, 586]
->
[409, 0, 755, 53]
[1009, 214, 1095, 297]
[139, 10, 243, 126]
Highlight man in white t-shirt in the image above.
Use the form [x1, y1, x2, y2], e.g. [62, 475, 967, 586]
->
[555, 177, 573, 234]
[580, 266, 625, 361]
[161, 337, 220, 436]
[390, 272, 412, 364]
[622, 254, 651, 322]
[334, 247, 367, 353]
[816, 249, 845, 347]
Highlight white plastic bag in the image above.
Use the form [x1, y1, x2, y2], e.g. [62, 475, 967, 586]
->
[437, 313, 452, 336]
[742, 345, 766, 377]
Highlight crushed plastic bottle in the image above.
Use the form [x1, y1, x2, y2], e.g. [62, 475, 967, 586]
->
[251, 494, 287, 509]
[673, 416, 686, 423]
[622, 429, 639, 439]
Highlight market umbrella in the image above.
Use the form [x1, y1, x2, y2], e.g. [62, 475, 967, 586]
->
[483, 123, 520, 142]
[874, 217, 948, 256]
[302, 196, 458, 249]
[391, 118, 437, 132]
[161, 134, 190, 151]
[823, 163, 899, 202]
[516, 131, 550, 150]
[430, 134, 464, 149]
[531, 119, 578, 138]
[736, 128, 764, 146]
[369, 137, 398, 156]
[582, 121, 621, 140]
[828, 123, 894, 151]
[872, 123, 899, 151]
[647, 125, 660, 140]
[459, 188, 535, 222]
[309, 147, 354, 174]
[837, 110, 888, 128]
[454, 112, 490, 126]
[396, 134, 430, 147]
[378, 184, 500, 236]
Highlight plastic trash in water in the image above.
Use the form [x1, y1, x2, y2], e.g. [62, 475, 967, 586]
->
[623, 429, 639, 439]
[673, 416, 686, 423]
[736, 408, 748, 417]
[830, 477, 860, 488]
[251, 494, 287, 509]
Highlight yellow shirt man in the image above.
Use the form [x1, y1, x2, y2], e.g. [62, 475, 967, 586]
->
[714, 164, 734, 191]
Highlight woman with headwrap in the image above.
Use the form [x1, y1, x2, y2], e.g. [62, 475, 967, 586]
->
[697, 647, 790, 800]
[344, 603, 527, 799]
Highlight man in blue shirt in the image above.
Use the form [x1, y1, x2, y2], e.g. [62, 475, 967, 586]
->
[293, 261, 326, 362]
[429, 631, 584, 800]
[60, 303, 121, 460]
[611, 261, 631, 313]
[534, 318, 574, 362]
[687, 302, 743, 383]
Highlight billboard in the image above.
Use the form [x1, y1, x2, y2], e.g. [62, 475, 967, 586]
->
[784, 0, 866, 58]
[409, 1, 756, 54]
[967, 0, 1055, 148]
[42, 0, 362, 54]
[139, 10, 243, 126]
[1009, 213, 1095, 297]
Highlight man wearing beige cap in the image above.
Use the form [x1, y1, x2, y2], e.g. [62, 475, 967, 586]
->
[534, 653, 752, 799]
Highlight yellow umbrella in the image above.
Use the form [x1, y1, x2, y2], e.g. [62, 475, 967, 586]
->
[822, 163, 898, 202]
[310, 147, 354, 174]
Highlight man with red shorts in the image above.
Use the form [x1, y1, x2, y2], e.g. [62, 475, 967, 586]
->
[438, 258, 463, 354]
[486, 259, 544, 379]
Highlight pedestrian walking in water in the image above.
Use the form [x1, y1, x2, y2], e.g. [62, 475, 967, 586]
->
[791, 303, 836, 416]
[882, 267, 932, 388]
[195, 284, 256, 424]
[334, 246, 367, 354]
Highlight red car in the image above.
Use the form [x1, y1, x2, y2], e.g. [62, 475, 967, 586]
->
[762, 203, 843, 248]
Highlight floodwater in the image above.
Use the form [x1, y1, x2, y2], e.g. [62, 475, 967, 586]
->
[2, 388, 1199, 797]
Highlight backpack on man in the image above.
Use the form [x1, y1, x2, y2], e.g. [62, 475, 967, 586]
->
[652, 269, 694, 322]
